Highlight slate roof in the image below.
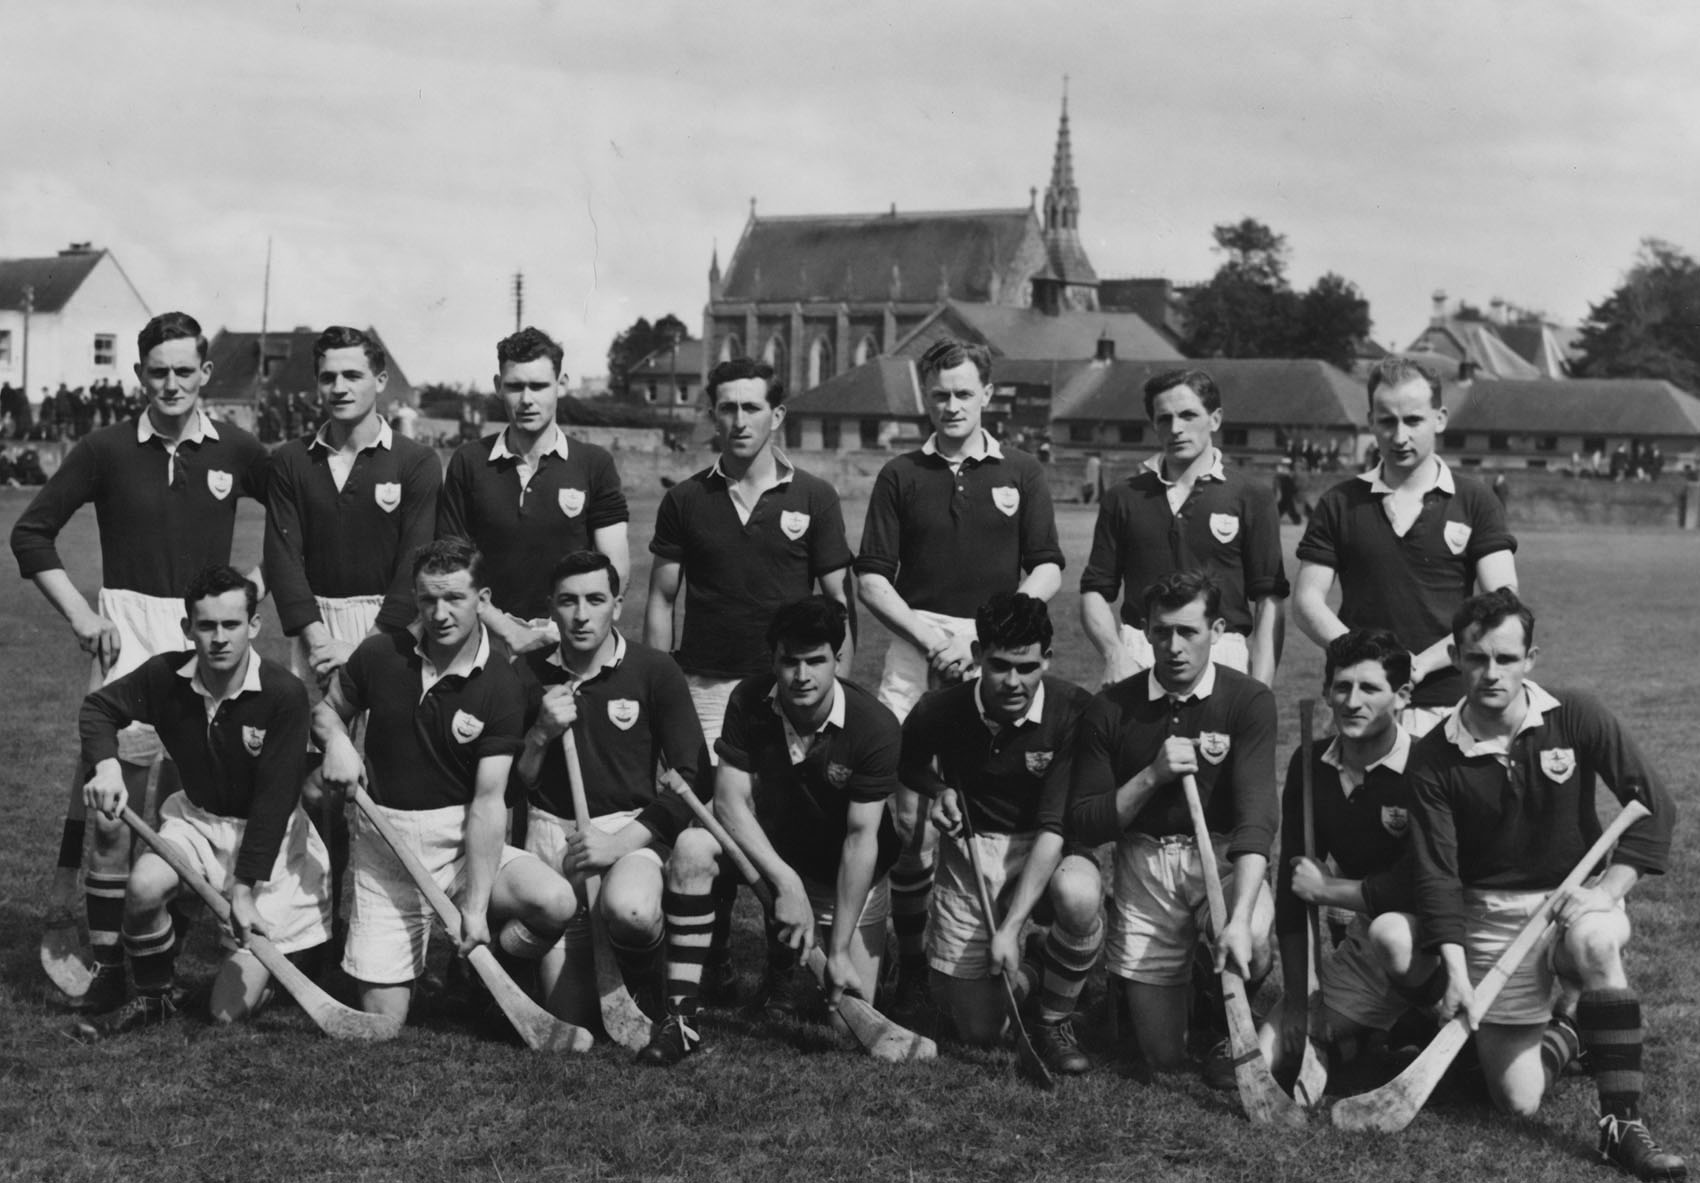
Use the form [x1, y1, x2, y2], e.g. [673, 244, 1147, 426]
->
[1050, 358, 1364, 427]
[201, 327, 415, 402]
[783, 357, 921, 418]
[894, 300, 1182, 363]
[0, 248, 139, 314]
[1408, 321, 1541, 380]
[719, 210, 1037, 304]
[1494, 323, 1575, 377]
[1450, 378, 1700, 437]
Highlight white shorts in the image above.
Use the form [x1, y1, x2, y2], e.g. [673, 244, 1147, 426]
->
[1114, 624, 1249, 686]
[928, 830, 1052, 979]
[684, 673, 740, 765]
[154, 791, 332, 956]
[1462, 884, 1627, 1026]
[97, 587, 192, 764]
[803, 874, 891, 941]
[1317, 914, 1409, 1032]
[342, 801, 531, 985]
[876, 610, 976, 722]
[1106, 831, 1266, 986]
[288, 594, 384, 681]
[524, 804, 666, 883]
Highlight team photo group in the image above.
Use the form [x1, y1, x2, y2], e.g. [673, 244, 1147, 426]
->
[10, 312, 1685, 1181]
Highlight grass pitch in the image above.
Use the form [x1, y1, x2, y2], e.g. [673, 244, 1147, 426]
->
[0, 488, 1695, 1182]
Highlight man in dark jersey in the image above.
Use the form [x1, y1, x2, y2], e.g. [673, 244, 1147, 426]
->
[12, 311, 269, 1010]
[1293, 356, 1517, 736]
[901, 593, 1101, 1074]
[437, 327, 628, 655]
[73, 565, 328, 1036]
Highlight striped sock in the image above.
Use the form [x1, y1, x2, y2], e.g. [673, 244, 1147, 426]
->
[890, 861, 933, 964]
[86, 873, 129, 970]
[663, 889, 715, 1015]
[1038, 917, 1104, 1025]
[1579, 988, 1643, 1121]
[122, 918, 176, 995]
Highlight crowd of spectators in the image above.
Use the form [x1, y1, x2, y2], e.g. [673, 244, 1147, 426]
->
[0, 379, 145, 442]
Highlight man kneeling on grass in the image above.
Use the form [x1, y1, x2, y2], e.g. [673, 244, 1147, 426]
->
[75, 564, 330, 1037]
[899, 592, 1101, 1073]
[314, 538, 578, 1025]
[640, 596, 901, 1065]
[513, 550, 708, 1028]
[1257, 628, 1435, 1075]
[1400, 588, 1684, 1181]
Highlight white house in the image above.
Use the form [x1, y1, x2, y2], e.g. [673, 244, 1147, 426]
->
[0, 244, 152, 404]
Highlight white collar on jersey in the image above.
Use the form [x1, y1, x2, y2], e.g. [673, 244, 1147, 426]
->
[490, 423, 570, 463]
[921, 428, 1003, 462]
[974, 677, 1046, 732]
[137, 406, 219, 445]
[1146, 661, 1219, 703]
[1359, 455, 1455, 497]
[545, 629, 627, 682]
[176, 650, 264, 704]
[1440, 680, 1562, 758]
[1142, 448, 1226, 485]
[310, 416, 393, 453]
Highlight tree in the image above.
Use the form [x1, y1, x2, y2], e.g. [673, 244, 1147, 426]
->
[1572, 238, 1700, 389]
[606, 313, 691, 399]
[1181, 218, 1372, 369]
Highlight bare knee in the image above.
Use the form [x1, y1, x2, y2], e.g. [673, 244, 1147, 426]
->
[1368, 912, 1418, 975]
[1562, 915, 1626, 983]
[667, 829, 721, 890]
[124, 857, 177, 919]
[1048, 858, 1103, 933]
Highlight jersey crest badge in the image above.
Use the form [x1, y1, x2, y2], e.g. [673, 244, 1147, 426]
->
[450, 710, 485, 743]
[825, 762, 852, 789]
[206, 469, 233, 500]
[991, 486, 1020, 517]
[1540, 747, 1576, 782]
[1443, 521, 1472, 555]
[558, 488, 586, 517]
[241, 726, 266, 756]
[779, 510, 810, 540]
[1380, 805, 1410, 836]
[607, 699, 640, 731]
[374, 482, 401, 513]
[1024, 750, 1055, 775]
[1197, 731, 1231, 765]
[1208, 513, 1240, 543]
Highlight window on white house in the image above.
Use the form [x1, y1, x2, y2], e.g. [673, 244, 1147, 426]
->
[0, 330, 11, 365]
[94, 334, 117, 367]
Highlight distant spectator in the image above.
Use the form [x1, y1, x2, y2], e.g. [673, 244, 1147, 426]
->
[1081, 452, 1103, 503]
[1491, 471, 1510, 506]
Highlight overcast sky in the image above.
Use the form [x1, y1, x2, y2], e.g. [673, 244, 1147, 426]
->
[3, 0, 1696, 387]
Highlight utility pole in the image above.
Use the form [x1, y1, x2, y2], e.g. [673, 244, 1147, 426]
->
[513, 272, 524, 332]
[258, 237, 273, 398]
[20, 283, 32, 401]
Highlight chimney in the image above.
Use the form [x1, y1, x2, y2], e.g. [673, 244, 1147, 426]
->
[60, 242, 95, 256]
[1094, 331, 1116, 362]
[1490, 296, 1506, 325]
[1430, 289, 1448, 326]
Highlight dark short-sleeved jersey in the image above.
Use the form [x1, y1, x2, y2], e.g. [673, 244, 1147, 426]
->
[1079, 460, 1289, 634]
[338, 627, 526, 811]
[1273, 737, 1416, 940]
[1407, 685, 1675, 950]
[11, 414, 268, 596]
[518, 634, 708, 842]
[900, 675, 1094, 838]
[1069, 665, 1277, 860]
[81, 652, 308, 882]
[436, 431, 628, 621]
[854, 437, 1064, 618]
[649, 462, 853, 679]
[1296, 466, 1515, 708]
[265, 427, 442, 635]
[716, 676, 901, 885]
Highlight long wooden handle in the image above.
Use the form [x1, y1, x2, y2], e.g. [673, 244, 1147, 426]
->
[351, 785, 462, 938]
[1180, 774, 1229, 933]
[662, 770, 775, 911]
[563, 729, 593, 831]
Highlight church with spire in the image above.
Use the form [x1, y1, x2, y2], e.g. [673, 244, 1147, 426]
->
[703, 88, 1175, 399]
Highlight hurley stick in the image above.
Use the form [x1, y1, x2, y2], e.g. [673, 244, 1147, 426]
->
[1293, 698, 1328, 1106]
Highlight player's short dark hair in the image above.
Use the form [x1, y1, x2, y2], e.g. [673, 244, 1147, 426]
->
[497, 326, 565, 378]
[313, 325, 386, 374]
[766, 595, 847, 655]
[138, 312, 208, 362]
[707, 357, 783, 407]
[412, 537, 488, 588]
[1324, 628, 1412, 690]
[184, 563, 257, 620]
[1143, 368, 1222, 419]
[1451, 586, 1535, 650]
[549, 549, 620, 598]
[916, 337, 991, 386]
[976, 592, 1052, 653]
[1366, 356, 1443, 410]
[1142, 569, 1222, 624]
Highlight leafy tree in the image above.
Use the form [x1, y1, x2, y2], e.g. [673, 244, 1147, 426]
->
[606, 313, 691, 399]
[1573, 238, 1700, 388]
[1181, 218, 1372, 369]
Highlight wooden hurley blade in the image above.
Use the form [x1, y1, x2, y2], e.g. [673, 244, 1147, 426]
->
[40, 913, 96, 998]
[351, 787, 594, 1054]
[1330, 799, 1651, 1133]
[801, 947, 937, 1063]
[958, 825, 1054, 1090]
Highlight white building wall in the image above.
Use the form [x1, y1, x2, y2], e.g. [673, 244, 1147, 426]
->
[0, 255, 150, 404]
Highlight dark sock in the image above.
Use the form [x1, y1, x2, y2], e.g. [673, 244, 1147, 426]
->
[890, 863, 932, 965]
[1037, 918, 1103, 1025]
[1579, 988, 1643, 1121]
[663, 889, 714, 1015]
[86, 873, 128, 971]
[122, 918, 176, 996]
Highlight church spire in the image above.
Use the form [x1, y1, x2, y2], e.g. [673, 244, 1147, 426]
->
[1043, 77, 1078, 233]
[1036, 76, 1098, 309]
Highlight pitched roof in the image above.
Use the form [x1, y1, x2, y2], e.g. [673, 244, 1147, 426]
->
[1450, 378, 1700, 437]
[1408, 321, 1541, 380]
[629, 337, 705, 379]
[1050, 358, 1365, 427]
[0, 248, 118, 314]
[1493, 322, 1574, 378]
[719, 209, 1037, 304]
[201, 327, 415, 402]
[894, 300, 1182, 363]
[783, 357, 921, 418]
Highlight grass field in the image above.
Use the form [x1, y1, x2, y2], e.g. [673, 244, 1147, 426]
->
[0, 486, 1696, 1182]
